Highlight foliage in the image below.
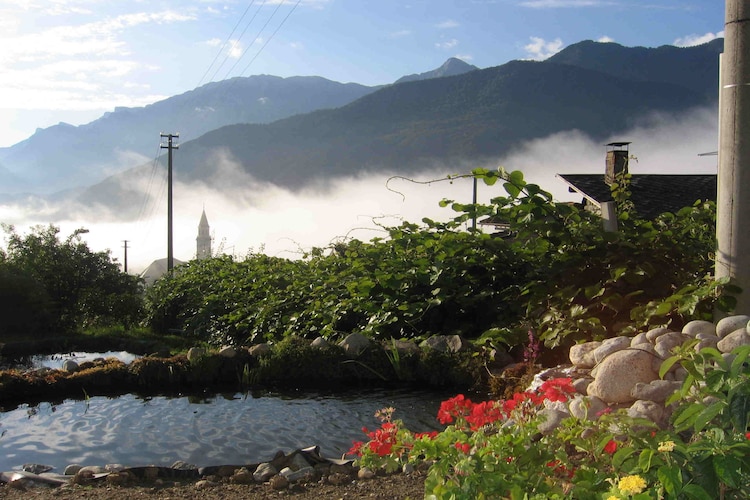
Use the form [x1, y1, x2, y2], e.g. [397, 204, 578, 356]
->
[0, 224, 143, 334]
[144, 167, 726, 351]
[347, 345, 750, 499]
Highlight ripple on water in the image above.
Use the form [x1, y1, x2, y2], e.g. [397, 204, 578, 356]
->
[0, 388, 451, 472]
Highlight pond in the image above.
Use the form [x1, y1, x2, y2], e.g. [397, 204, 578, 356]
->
[5, 351, 141, 371]
[0, 387, 453, 472]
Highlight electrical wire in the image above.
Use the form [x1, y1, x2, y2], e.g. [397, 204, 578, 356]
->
[195, 0, 258, 89]
[237, 0, 302, 78]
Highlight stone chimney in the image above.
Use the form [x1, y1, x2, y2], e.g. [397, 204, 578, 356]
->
[605, 141, 631, 185]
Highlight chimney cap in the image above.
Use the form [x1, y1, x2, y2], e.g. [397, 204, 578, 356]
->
[606, 141, 631, 147]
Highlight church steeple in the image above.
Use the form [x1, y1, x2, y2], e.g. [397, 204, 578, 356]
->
[196, 209, 212, 260]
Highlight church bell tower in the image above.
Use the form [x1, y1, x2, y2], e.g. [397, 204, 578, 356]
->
[196, 209, 212, 260]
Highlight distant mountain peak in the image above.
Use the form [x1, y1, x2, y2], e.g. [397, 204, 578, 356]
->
[395, 58, 479, 84]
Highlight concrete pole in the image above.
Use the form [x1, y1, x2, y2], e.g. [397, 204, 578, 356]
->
[717, 0, 750, 313]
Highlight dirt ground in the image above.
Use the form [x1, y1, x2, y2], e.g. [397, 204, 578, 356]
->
[0, 470, 427, 499]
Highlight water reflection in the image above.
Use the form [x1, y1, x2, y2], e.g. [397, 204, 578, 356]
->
[0, 388, 450, 472]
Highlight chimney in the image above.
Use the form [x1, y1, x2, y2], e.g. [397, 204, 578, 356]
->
[605, 141, 631, 185]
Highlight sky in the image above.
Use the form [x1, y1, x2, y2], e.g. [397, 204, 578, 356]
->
[0, 0, 725, 148]
[0, 0, 725, 274]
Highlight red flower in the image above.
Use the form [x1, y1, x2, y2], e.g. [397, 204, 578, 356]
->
[745, 432, 750, 440]
[539, 378, 576, 403]
[603, 440, 618, 455]
[466, 400, 504, 430]
[454, 442, 471, 454]
[437, 394, 474, 424]
[546, 460, 575, 479]
[347, 441, 364, 456]
[415, 431, 439, 440]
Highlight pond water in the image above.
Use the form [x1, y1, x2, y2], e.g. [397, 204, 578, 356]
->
[0, 388, 453, 472]
[12, 351, 141, 371]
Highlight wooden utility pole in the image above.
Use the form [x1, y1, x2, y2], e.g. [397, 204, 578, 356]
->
[160, 133, 179, 272]
[122, 240, 129, 273]
[717, 0, 750, 313]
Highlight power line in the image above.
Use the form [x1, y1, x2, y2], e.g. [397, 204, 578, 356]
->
[217, 0, 282, 82]
[237, 0, 302, 78]
[196, 0, 259, 89]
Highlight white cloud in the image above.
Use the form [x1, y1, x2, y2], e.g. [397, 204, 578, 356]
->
[520, 0, 614, 7]
[228, 39, 243, 59]
[455, 53, 474, 61]
[388, 30, 412, 39]
[205, 38, 223, 47]
[597, 35, 614, 43]
[674, 31, 724, 47]
[436, 20, 459, 29]
[523, 36, 564, 60]
[436, 38, 459, 50]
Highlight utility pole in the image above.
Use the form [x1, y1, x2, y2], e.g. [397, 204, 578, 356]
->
[717, 0, 750, 313]
[122, 240, 129, 273]
[160, 133, 179, 272]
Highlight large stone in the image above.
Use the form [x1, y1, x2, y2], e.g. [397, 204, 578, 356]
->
[569, 342, 601, 368]
[682, 320, 715, 337]
[310, 337, 330, 349]
[630, 332, 649, 346]
[716, 315, 750, 338]
[654, 332, 691, 359]
[717, 328, 750, 353]
[419, 335, 471, 353]
[536, 408, 569, 435]
[219, 346, 236, 358]
[628, 400, 667, 427]
[249, 343, 272, 357]
[62, 360, 79, 373]
[587, 349, 659, 404]
[568, 395, 607, 420]
[593, 337, 632, 364]
[645, 327, 672, 343]
[339, 332, 371, 358]
[631, 380, 682, 403]
[253, 462, 277, 482]
[187, 347, 206, 361]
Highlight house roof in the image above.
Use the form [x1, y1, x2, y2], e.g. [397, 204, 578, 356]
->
[557, 174, 717, 219]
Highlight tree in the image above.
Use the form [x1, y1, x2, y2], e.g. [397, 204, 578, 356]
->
[1, 224, 144, 334]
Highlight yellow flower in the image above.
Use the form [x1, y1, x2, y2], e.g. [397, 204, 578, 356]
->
[618, 474, 647, 495]
[658, 440, 675, 452]
[606, 496, 620, 500]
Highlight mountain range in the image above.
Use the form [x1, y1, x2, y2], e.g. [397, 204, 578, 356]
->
[0, 39, 723, 216]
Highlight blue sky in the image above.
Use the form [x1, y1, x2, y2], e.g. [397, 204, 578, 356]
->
[0, 0, 724, 147]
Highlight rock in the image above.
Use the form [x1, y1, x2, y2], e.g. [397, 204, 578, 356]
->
[171, 461, 198, 471]
[654, 332, 691, 359]
[61, 360, 79, 373]
[568, 395, 607, 420]
[537, 408, 569, 435]
[717, 328, 750, 353]
[64, 464, 83, 475]
[569, 342, 601, 368]
[269, 474, 289, 490]
[219, 346, 236, 358]
[357, 467, 375, 480]
[281, 466, 315, 483]
[187, 347, 206, 361]
[630, 332, 649, 346]
[230, 467, 254, 484]
[695, 337, 719, 352]
[339, 332, 371, 357]
[249, 343, 271, 356]
[392, 339, 421, 356]
[79, 465, 107, 474]
[628, 400, 666, 427]
[593, 337, 632, 364]
[288, 452, 312, 471]
[106, 472, 131, 486]
[311, 337, 330, 349]
[631, 380, 682, 402]
[104, 463, 126, 472]
[716, 315, 750, 338]
[328, 472, 352, 485]
[645, 327, 672, 343]
[587, 349, 659, 404]
[682, 320, 715, 337]
[22, 464, 53, 474]
[419, 335, 471, 353]
[253, 462, 278, 482]
[195, 479, 218, 489]
[572, 378, 593, 394]
[402, 463, 415, 474]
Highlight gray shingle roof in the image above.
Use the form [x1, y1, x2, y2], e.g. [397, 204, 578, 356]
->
[557, 174, 716, 219]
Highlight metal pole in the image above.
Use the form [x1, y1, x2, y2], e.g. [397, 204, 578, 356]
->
[160, 133, 179, 273]
[122, 240, 129, 273]
[717, 0, 750, 313]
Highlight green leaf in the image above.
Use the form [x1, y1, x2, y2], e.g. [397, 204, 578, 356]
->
[681, 484, 714, 500]
[503, 182, 521, 197]
[659, 355, 681, 379]
[728, 393, 750, 433]
[694, 400, 727, 432]
[713, 454, 743, 489]
[657, 465, 683, 498]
